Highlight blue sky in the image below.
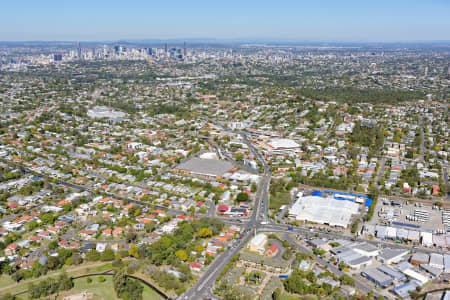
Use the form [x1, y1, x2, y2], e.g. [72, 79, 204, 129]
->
[1, 0, 449, 41]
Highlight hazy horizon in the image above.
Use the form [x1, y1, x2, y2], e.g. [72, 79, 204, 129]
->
[1, 0, 449, 42]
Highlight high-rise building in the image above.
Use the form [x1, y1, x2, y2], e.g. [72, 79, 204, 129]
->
[164, 43, 168, 53]
[184, 41, 187, 57]
[53, 54, 62, 62]
[77, 42, 82, 59]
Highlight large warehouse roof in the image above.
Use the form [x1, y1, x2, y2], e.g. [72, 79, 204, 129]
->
[288, 195, 359, 228]
[266, 138, 300, 149]
[175, 157, 234, 177]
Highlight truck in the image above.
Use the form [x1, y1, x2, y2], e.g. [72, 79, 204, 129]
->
[288, 227, 293, 231]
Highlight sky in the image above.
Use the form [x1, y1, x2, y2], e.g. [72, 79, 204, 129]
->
[1, 0, 449, 42]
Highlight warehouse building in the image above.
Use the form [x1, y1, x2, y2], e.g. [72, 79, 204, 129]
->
[347, 256, 373, 269]
[396, 228, 409, 241]
[375, 226, 387, 239]
[378, 248, 409, 264]
[173, 157, 234, 179]
[429, 253, 444, 270]
[353, 243, 379, 257]
[420, 264, 442, 277]
[444, 254, 450, 273]
[361, 268, 393, 288]
[263, 138, 301, 154]
[391, 281, 420, 298]
[421, 232, 433, 247]
[408, 230, 420, 244]
[289, 195, 359, 228]
[410, 252, 429, 265]
[402, 269, 429, 285]
[432, 235, 446, 249]
[377, 265, 406, 282]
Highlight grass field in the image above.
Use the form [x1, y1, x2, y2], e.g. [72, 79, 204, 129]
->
[280, 293, 319, 300]
[0, 275, 15, 287]
[59, 276, 118, 300]
[5, 275, 163, 300]
[269, 191, 292, 211]
[0, 262, 113, 297]
[59, 275, 163, 300]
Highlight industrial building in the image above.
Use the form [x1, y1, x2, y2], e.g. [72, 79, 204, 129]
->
[173, 157, 234, 179]
[377, 248, 408, 264]
[361, 268, 393, 288]
[410, 252, 429, 265]
[87, 106, 126, 120]
[429, 253, 444, 270]
[263, 138, 300, 154]
[377, 265, 406, 282]
[289, 194, 359, 228]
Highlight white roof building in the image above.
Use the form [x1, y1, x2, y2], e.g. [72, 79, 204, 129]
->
[429, 253, 444, 270]
[421, 232, 433, 247]
[96, 243, 106, 253]
[199, 152, 218, 160]
[248, 233, 267, 254]
[386, 227, 397, 239]
[289, 196, 359, 228]
[403, 269, 429, 285]
[444, 254, 450, 273]
[266, 138, 300, 149]
[264, 138, 301, 154]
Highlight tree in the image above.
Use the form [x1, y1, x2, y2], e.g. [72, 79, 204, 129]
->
[71, 252, 82, 265]
[339, 274, 355, 286]
[58, 272, 74, 290]
[101, 249, 115, 261]
[28, 221, 39, 231]
[113, 269, 143, 300]
[39, 213, 55, 225]
[223, 287, 252, 300]
[198, 228, 212, 238]
[272, 288, 282, 300]
[175, 250, 188, 261]
[351, 220, 360, 234]
[129, 244, 139, 259]
[125, 277, 143, 300]
[236, 192, 249, 202]
[235, 153, 244, 161]
[144, 222, 156, 233]
[86, 250, 100, 261]
[114, 269, 128, 297]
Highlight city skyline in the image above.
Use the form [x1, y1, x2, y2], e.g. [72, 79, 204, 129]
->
[1, 0, 450, 42]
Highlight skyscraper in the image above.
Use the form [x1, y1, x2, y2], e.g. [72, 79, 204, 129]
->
[77, 42, 82, 59]
[184, 41, 187, 58]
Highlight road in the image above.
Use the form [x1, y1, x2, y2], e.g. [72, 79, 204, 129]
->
[443, 166, 450, 201]
[375, 157, 386, 188]
[419, 116, 425, 162]
[180, 130, 272, 300]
